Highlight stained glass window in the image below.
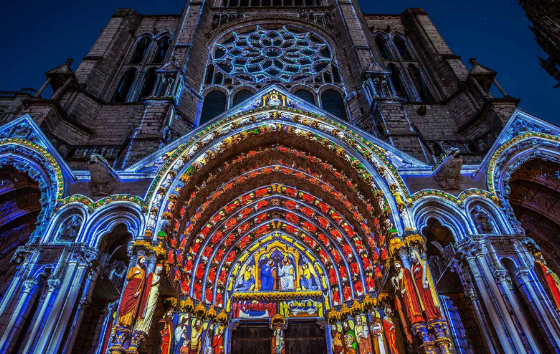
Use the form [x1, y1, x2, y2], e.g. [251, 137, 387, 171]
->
[212, 26, 332, 83]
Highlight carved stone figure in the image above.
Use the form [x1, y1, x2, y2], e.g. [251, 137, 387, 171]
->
[57, 215, 82, 241]
[134, 264, 163, 334]
[433, 147, 463, 190]
[472, 205, 496, 234]
[391, 261, 424, 325]
[117, 256, 148, 328]
[88, 154, 119, 196]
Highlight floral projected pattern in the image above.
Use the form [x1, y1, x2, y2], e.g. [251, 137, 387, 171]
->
[212, 26, 332, 83]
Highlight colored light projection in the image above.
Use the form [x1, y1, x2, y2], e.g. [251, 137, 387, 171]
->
[232, 240, 321, 292]
[165, 306, 228, 354]
[212, 26, 332, 83]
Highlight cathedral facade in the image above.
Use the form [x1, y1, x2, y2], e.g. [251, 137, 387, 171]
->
[0, 2, 559, 354]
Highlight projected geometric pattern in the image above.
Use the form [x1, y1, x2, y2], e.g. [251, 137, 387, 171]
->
[212, 25, 332, 83]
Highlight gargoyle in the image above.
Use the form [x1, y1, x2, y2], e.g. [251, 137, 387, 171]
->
[433, 147, 463, 190]
[88, 154, 119, 196]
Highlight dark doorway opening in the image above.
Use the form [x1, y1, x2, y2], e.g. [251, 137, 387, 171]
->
[284, 320, 327, 354]
[230, 319, 327, 354]
[231, 321, 271, 354]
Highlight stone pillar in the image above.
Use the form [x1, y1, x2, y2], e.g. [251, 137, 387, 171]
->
[20, 278, 61, 354]
[0, 249, 37, 318]
[45, 259, 91, 354]
[0, 279, 38, 351]
[455, 259, 499, 354]
[61, 271, 97, 354]
[411, 324, 436, 354]
[456, 238, 532, 354]
[494, 271, 537, 352]
[33, 257, 80, 353]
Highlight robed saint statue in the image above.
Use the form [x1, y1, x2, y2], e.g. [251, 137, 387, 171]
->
[118, 256, 151, 327]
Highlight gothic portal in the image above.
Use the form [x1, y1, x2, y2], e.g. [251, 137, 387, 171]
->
[0, 2, 560, 354]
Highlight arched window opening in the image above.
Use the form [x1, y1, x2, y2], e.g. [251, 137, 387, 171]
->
[388, 64, 408, 101]
[72, 223, 133, 354]
[214, 72, 224, 85]
[153, 36, 171, 64]
[130, 37, 151, 64]
[205, 65, 215, 85]
[240, 0, 249, 6]
[375, 36, 391, 60]
[137, 68, 157, 101]
[321, 89, 348, 121]
[200, 91, 227, 125]
[232, 89, 254, 106]
[332, 66, 341, 83]
[294, 89, 315, 104]
[394, 36, 413, 60]
[111, 68, 137, 103]
[409, 65, 435, 102]
[323, 71, 332, 83]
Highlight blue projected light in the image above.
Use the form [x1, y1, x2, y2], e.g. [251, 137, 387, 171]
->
[213, 25, 332, 83]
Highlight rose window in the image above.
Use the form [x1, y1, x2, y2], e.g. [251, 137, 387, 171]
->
[212, 26, 332, 83]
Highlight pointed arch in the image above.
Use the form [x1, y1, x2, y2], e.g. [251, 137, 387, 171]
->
[200, 90, 227, 125]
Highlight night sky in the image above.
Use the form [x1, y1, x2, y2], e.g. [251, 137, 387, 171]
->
[1, 0, 558, 125]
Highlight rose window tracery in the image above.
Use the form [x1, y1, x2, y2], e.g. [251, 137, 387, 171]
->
[212, 25, 332, 83]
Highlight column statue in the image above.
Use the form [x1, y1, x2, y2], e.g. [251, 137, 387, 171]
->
[212, 326, 225, 354]
[134, 264, 163, 333]
[391, 261, 425, 325]
[355, 314, 374, 354]
[534, 254, 560, 314]
[410, 252, 442, 322]
[118, 256, 149, 327]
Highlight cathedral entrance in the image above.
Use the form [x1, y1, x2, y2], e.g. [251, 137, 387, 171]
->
[230, 322, 271, 354]
[230, 319, 327, 354]
[283, 320, 327, 354]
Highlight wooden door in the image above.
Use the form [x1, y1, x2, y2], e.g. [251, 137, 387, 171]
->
[230, 322, 272, 354]
[284, 320, 327, 354]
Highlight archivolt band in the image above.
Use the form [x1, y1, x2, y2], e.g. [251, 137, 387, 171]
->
[1, 89, 560, 354]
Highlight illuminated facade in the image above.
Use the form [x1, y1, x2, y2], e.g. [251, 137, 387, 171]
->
[0, 2, 560, 354]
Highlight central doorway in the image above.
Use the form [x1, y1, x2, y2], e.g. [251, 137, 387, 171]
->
[230, 320, 327, 354]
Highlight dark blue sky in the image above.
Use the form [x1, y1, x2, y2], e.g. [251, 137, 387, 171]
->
[1, 0, 558, 125]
